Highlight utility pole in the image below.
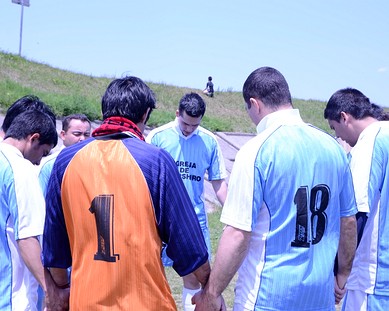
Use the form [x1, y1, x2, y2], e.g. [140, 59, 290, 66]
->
[12, 0, 30, 56]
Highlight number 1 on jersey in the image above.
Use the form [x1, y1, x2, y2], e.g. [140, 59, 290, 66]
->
[89, 194, 120, 262]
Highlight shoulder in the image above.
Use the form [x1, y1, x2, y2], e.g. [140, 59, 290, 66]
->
[38, 150, 60, 173]
[146, 122, 176, 142]
[123, 137, 175, 163]
[197, 126, 218, 141]
[0, 143, 35, 171]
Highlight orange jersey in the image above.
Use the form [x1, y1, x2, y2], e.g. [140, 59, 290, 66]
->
[45, 137, 182, 310]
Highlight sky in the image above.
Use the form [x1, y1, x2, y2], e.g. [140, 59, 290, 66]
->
[1, 0, 388, 106]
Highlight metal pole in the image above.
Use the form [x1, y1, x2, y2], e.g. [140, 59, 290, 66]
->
[18, 2, 24, 56]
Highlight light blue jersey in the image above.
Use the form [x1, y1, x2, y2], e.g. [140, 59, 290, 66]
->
[0, 143, 45, 311]
[146, 119, 227, 265]
[345, 121, 389, 298]
[146, 119, 227, 228]
[38, 148, 62, 197]
[221, 109, 357, 311]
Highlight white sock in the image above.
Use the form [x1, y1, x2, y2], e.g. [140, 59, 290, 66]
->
[182, 287, 201, 311]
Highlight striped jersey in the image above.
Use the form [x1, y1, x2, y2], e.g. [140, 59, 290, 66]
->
[346, 121, 389, 296]
[221, 109, 357, 311]
[42, 133, 208, 310]
[0, 143, 45, 311]
[146, 119, 227, 227]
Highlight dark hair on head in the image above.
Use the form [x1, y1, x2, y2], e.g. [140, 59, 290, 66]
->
[101, 76, 156, 124]
[324, 88, 383, 121]
[379, 112, 389, 121]
[178, 93, 206, 118]
[208, 76, 212, 81]
[4, 110, 58, 147]
[2, 95, 56, 133]
[243, 67, 292, 110]
[62, 113, 91, 131]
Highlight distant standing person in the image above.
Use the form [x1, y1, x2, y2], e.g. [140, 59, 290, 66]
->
[203, 76, 214, 97]
[324, 88, 389, 310]
[193, 67, 358, 311]
[42, 76, 211, 310]
[146, 92, 227, 311]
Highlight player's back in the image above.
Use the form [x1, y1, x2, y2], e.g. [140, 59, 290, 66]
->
[233, 122, 356, 310]
[46, 136, 176, 310]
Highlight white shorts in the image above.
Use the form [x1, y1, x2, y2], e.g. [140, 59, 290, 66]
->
[342, 290, 389, 311]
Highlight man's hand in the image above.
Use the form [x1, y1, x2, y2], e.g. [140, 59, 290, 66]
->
[192, 289, 226, 311]
[334, 276, 347, 305]
[44, 286, 70, 311]
[44, 268, 70, 311]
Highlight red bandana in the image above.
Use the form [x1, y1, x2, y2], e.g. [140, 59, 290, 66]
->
[92, 116, 145, 141]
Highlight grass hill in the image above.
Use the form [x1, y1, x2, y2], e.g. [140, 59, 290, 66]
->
[0, 51, 332, 134]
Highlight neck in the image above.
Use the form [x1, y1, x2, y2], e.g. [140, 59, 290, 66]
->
[3, 137, 25, 153]
[92, 116, 145, 141]
[355, 116, 378, 136]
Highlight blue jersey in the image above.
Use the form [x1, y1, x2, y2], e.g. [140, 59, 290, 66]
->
[346, 121, 389, 296]
[146, 120, 227, 228]
[221, 109, 357, 311]
[43, 133, 207, 310]
[38, 147, 62, 197]
[0, 143, 45, 311]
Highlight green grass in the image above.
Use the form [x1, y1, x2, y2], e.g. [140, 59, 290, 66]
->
[0, 51, 346, 310]
[0, 50, 333, 135]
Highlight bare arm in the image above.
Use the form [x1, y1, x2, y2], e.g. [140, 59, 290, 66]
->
[193, 225, 251, 311]
[17, 237, 46, 289]
[211, 179, 228, 206]
[192, 261, 211, 288]
[335, 215, 357, 303]
[17, 237, 69, 310]
[48, 268, 69, 288]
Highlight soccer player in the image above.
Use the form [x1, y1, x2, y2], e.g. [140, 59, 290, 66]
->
[0, 94, 57, 140]
[39, 113, 91, 196]
[324, 88, 389, 310]
[36, 113, 91, 309]
[193, 67, 358, 311]
[0, 109, 58, 310]
[146, 92, 227, 311]
[59, 113, 91, 147]
[42, 76, 211, 310]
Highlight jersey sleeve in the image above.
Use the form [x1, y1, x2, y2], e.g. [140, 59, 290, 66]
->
[127, 141, 209, 276]
[43, 149, 73, 269]
[207, 137, 227, 181]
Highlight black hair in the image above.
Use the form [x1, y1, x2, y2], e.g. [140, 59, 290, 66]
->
[62, 113, 91, 131]
[324, 88, 383, 121]
[178, 93, 206, 118]
[4, 110, 58, 147]
[2, 95, 56, 133]
[101, 76, 156, 124]
[243, 67, 292, 109]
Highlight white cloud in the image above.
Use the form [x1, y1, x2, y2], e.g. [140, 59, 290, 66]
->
[377, 67, 388, 73]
